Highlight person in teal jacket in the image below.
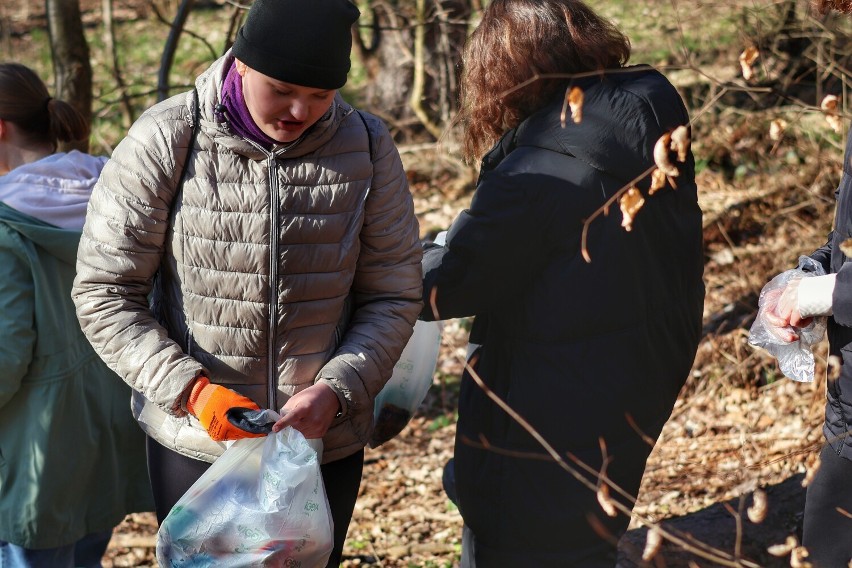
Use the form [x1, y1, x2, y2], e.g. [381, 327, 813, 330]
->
[0, 63, 153, 567]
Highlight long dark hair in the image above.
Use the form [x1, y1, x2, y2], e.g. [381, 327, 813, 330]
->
[0, 63, 89, 150]
[458, 0, 630, 161]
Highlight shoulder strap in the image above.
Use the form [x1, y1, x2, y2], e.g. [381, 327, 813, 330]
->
[153, 89, 198, 300]
[176, 88, 200, 193]
[355, 110, 374, 163]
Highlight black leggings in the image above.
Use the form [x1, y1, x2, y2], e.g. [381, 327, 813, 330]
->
[802, 443, 852, 567]
[146, 436, 364, 567]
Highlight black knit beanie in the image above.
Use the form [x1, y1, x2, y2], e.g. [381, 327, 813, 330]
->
[232, 0, 360, 90]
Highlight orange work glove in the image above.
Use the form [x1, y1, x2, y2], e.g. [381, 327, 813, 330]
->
[186, 377, 266, 441]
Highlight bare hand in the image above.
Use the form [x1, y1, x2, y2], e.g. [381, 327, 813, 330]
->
[271, 383, 341, 439]
[762, 280, 812, 341]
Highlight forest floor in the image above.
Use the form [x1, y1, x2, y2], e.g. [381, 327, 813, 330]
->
[4, 0, 849, 566]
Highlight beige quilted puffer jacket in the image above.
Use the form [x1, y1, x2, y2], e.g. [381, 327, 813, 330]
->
[72, 54, 423, 464]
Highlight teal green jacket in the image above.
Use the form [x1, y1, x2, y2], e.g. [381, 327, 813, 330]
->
[0, 202, 153, 548]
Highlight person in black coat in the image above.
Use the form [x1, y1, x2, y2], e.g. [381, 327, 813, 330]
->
[762, 2, 852, 565]
[419, 1, 705, 565]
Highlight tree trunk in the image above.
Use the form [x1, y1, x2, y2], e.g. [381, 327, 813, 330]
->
[157, 0, 196, 102]
[354, 0, 471, 142]
[45, 0, 92, 152]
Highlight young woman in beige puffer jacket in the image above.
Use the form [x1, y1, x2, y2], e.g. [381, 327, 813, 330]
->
[71, 1, 422, 565]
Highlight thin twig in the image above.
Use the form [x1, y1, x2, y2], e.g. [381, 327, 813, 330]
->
[460, 357, 761, 567]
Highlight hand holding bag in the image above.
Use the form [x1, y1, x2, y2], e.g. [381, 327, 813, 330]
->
[156, 423, 333, 567]
[748, 256, 828, 383]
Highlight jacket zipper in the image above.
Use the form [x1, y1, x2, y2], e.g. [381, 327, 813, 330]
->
[185, 328, 193, 357]
[260, 139, 299, 410]
[267, 151, 279, 411]
[227, 117, 304, 410]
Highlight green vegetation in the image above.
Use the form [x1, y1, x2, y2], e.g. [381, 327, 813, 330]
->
[428, 413, 457, 432]
[597, 0, 745, 66]
[411, 561, 456, 568]
[348, 539, 369, 550]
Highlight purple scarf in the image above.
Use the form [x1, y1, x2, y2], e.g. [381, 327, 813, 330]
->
[219, 61, 278, 148]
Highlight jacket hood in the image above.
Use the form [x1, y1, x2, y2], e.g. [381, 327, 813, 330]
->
[193, 53, 354, 160]
[0, 202, 81, 263]
[513, 66, 689, 186]
[0, 151, 105, 230]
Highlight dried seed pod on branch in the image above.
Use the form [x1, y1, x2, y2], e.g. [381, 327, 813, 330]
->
[670, 126, 690, 163]
[653, 126, 691, 179]
[821, 94, 843, 134]
[596, 483, 617, 517]
[654, 132, 679, 177]
[649, 168, 668, 195]
[747, 487, 768, 523]
[642, 525, 663, 561]
[769, 119, 788, 141]
[767, 535, 798, 557]
[560, 86, 584, 127]
[739, 46, 759, 81]
[619, 187, 645, 232]
[790, 546, 812, 568]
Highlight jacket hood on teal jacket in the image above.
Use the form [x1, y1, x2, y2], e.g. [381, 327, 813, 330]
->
[0, 202, 81, 261]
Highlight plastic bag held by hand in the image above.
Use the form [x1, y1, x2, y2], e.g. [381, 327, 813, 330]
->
[156, 422, 333, 568]
[748, 256, 828, 382]
[370, 319, 442, 448]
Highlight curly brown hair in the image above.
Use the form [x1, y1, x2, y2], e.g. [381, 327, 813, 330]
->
[811, 0, 852, 13]
[457, 0, 630, 162]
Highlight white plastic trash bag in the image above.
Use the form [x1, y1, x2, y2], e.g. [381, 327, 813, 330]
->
[370, 319, 442, 447]
[156, 425, 333, 567]
[748, 256, 828, 383]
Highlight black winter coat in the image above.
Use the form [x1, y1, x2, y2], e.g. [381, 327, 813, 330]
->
[807, 129, 852, 460]
[422, 67, 705, 566]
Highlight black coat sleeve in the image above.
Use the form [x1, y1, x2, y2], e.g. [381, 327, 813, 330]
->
[421, 169, 545, 321]
[823, 131, 852, 326]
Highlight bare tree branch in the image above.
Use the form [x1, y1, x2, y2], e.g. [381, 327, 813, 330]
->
[156, 0, 196, 102]
[101, 0, 134, 128]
